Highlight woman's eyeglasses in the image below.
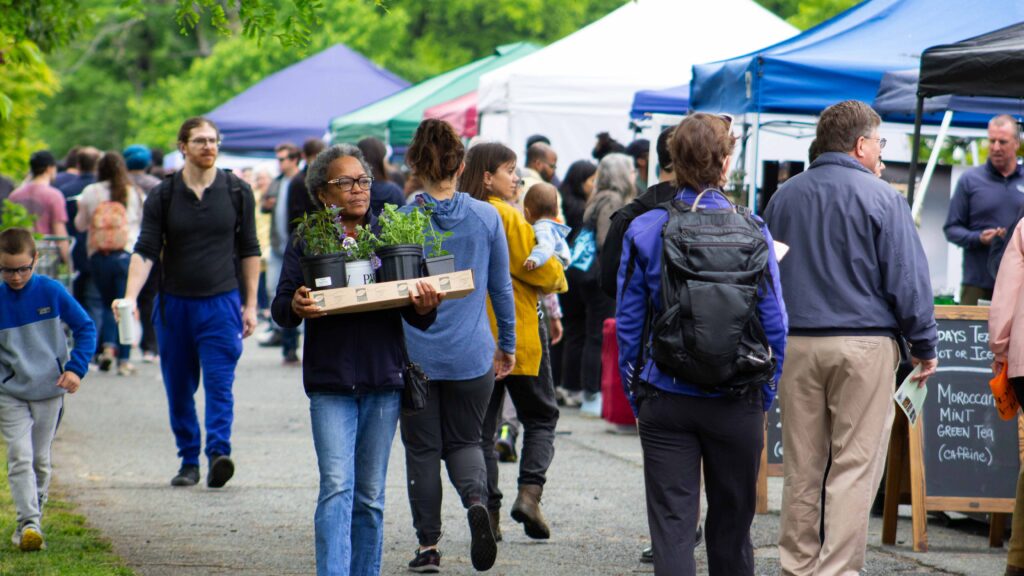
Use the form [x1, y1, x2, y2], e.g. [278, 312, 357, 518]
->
[327, 176, 373, 193]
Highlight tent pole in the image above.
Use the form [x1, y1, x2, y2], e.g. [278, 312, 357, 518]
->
[749, 111, 761, 212]
[912, 110, 953, 222]
[906, 95, 925, 208]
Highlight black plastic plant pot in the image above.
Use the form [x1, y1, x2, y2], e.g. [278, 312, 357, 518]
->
[376, 244, 424, 283]
[424, 254, 455, 277]
[300, 253, 347, 291]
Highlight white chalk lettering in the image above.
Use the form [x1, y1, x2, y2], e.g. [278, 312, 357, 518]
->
[939, 407, 973, 423]
[974, 425, 995, 441]
[936, 424, 970, 438]
[938, 329, 967, 344]
[937, 383, 992, 407]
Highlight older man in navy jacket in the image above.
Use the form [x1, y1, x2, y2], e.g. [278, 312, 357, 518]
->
[764, 100, 938, 576]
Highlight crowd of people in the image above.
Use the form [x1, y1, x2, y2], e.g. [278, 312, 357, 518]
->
[4, 102, 1024, 576]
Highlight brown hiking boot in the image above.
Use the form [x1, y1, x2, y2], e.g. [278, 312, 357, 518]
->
[510, 484, 550, 539]
[489, 507, 502, 542]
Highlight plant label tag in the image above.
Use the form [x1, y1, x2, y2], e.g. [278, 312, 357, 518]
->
[315, 277, 332, 288]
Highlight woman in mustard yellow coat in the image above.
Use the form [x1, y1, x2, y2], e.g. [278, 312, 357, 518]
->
[461, 142, 567, 543]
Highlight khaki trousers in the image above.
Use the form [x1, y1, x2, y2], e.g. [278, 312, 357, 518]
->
[778, 336, 898, 576]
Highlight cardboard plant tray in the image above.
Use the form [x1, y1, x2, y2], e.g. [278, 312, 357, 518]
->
[312, 269, 475, 315]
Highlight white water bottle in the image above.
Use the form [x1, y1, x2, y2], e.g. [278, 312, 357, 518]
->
[117, 300, 136, 346]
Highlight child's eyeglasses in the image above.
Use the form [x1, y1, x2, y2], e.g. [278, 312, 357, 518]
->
[0, 261, 34, 277]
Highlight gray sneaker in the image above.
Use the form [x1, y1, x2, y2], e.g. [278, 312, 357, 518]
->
[12, 523, 45, 551]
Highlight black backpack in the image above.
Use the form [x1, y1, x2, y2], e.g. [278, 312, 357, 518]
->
[647, 189, 776, 397]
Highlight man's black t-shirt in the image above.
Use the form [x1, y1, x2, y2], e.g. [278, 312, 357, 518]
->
[134, 170, 260, 297]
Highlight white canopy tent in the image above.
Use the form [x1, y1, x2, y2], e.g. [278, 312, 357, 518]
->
[476, 0, 798, 168]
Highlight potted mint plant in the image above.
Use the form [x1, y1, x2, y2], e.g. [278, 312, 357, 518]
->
[423, 212, 455, 276]
[293, 206, 347, 290]
[342, 224, 380, 287]
[376, 203, 427, 282]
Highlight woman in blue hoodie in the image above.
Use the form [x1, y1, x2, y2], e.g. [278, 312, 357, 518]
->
[399, 119, 516, 573]
[272, 144, 442, 576]
[616, 114, 787, 576]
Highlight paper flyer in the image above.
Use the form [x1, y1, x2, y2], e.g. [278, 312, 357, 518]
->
[773, 240, 789, 261]
[893, 365, 926, 426]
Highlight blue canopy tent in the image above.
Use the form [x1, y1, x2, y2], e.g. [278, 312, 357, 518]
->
[690, 0, 1024, 115]
[208, 44, 409, 152]
[630, 84, 689, 119]
[874, 69, 1024, 126]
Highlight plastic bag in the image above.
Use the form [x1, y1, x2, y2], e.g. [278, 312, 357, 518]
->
[989, 363, 1019, 420]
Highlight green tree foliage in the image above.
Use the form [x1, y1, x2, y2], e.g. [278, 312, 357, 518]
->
[786, 0, 859, 29]
[38, 1, 221, 155]
[0, 43, 58, 178]
[7, 0, 850, 178]
[125, 0, 623, 150]
[755, 0, 859, 29]
[389, 0, 623, 81]
[127, 0, 409, 149]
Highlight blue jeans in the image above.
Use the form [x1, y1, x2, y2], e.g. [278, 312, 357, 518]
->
[310, 391, 401, 576]
[90, 251, 131, 361]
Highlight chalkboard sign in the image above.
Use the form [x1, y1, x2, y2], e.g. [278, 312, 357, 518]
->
[766, 400, 782, 473]
[922, 315, 1020, 501]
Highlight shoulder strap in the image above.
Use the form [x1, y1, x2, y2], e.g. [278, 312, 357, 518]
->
[159, 173, 176, 249]
[225, 170, 244, 235]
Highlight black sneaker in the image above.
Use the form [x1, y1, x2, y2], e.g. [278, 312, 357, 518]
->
[495, 424, 518, 463]
[695, 524, 704, 547]
[639, 545, 653, 564]
[467, 504, 497, 571]
[408, 548, 441, 573]
[170, 464, 200, 487]
[207, 454, 234, 488]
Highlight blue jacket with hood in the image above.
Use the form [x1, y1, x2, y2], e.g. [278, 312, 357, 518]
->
[616, 188, 788, 413]
[401, 192, 515, 381]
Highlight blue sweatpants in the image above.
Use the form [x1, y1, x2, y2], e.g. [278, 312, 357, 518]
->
[155, 291, 243, 466]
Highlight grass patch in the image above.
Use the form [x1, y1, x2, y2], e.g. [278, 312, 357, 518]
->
[0, 448, 135, 576]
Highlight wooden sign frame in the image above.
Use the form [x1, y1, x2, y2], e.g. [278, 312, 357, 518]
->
[757, 413, 783, 514]
[881, 305, 1016, 551]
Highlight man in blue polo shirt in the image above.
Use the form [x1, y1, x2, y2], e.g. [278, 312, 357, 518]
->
[944, 114, 1024, 305]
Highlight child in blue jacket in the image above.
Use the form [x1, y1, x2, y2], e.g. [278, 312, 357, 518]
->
[0, 228, 96, 551]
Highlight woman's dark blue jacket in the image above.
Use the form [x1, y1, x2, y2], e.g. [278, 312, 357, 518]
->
[271, 215, 435, 396]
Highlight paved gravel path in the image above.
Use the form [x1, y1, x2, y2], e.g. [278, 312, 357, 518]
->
[49, 341, 1005, 575]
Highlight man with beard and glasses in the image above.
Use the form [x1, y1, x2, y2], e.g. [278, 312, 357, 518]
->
[114, 117, 260, 489]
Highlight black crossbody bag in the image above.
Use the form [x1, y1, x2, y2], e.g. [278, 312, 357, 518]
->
[398, 322, 429, 415]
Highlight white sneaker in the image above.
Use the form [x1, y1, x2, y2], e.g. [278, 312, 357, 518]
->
[580, 392, 602, 418]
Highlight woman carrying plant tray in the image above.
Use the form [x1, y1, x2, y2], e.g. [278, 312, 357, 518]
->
[270, 143, 442, 576]
[398, 119, 516, 574]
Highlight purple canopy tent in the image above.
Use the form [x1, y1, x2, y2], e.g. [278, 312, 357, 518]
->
[208, 44, 408, 152]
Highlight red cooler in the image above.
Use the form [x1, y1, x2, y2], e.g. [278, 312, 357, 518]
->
[601, 318, 636, 426]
